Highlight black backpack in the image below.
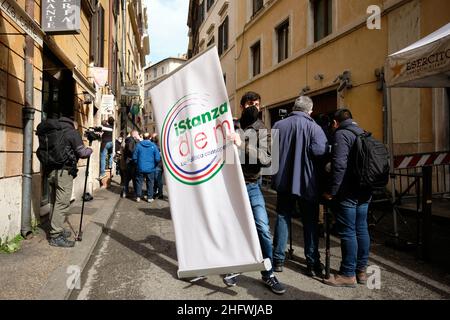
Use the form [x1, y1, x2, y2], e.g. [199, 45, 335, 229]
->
[343, 127, 390, 190]
[36, 119, 72, 169]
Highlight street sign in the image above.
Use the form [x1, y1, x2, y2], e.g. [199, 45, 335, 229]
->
[121, 85, 140, 96]
[42, 0, 81, 34]
[0, 0, 45, 47]
[100, 94, 115, 115]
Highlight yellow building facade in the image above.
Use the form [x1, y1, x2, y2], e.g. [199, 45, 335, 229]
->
[0, 0, 148, 243]
[233, 0, 450, 157]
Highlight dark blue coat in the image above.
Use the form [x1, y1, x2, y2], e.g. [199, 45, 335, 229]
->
[329, 118, 371, 200]
[132, 140, 161, 173]
[271, 111, 328, 201]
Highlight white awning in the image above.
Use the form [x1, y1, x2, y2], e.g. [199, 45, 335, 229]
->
[386, 22, 450, 88]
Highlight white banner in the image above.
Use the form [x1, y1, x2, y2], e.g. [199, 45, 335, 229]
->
[100, 94, 115, 115]
[91, 67, 109, 88]
[149, 47, 268, 278]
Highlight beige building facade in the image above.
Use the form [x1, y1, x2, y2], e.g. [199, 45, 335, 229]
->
[143, 57, 186, 134]
[188, 0, 237, 112]
[143, 55, 186, 133]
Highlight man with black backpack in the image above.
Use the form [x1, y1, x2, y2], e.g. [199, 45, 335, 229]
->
[36, 115, 93, 248]
[323, 109, 389, 287]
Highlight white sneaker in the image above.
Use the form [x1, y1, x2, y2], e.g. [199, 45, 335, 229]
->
[136, 197, 141, 202]
[147, 198, 154, 203]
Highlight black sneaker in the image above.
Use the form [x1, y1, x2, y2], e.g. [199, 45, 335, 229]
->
[262, 275, 286, 294]
[49, 234, 75, 248]
[306, 263, 324, 278]
[223, 273, 239, 287]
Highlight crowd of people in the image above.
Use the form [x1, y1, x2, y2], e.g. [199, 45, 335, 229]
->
[37, 91, 379, 296]
[223, 92, 376, 295]
[116, 131, 163, 202]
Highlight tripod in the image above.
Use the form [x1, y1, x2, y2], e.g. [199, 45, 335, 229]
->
[75, 139, 93, 242]
[324, 202, 331, 280]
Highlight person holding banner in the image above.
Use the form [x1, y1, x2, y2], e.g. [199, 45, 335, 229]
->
[225, 92, 286, 295]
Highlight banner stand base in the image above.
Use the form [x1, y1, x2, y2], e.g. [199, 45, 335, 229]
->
[178, 259, 272, 279]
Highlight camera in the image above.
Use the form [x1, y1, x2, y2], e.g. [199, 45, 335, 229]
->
[279, 109, 288, 119]
[84, 126, 103, 142]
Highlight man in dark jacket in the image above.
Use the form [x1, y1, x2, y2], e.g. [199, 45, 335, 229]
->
[323, 109, 371, 287]
[46, 116, 93, 247]
[224, 91, 286, 295]
[271, 95, 329, 277]
[132, 132, 161, 203]
[121, 130, 141, 198]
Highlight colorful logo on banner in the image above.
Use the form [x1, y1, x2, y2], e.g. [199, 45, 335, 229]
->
[161, 94, 232, 185]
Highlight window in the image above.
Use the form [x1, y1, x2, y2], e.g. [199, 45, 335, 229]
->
[153, 68, 157, 78]
[207, 0, 214, 11]
[276, 20, 289, 63]
[313, 0, 332, 42]
[251, 41, 261, 76]
[207, 37, 215, 48]
[89, 4, 105, 66]
[161, 66, 165, 74]
[218, 17, 229, 56]
[253, 0, 264, 16]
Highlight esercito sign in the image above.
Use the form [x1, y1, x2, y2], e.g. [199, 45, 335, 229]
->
[42, 0, 81, 34]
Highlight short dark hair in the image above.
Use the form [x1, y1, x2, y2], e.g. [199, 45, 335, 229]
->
[240, 91, 261, 107]
[108, 116, 115, 125]
[333, 108, 353, 123]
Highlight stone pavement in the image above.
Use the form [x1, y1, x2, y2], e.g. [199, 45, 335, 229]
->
[2, 176, 450, 300]
[70, 188, 450, 300]
[0, 178, 122, 300]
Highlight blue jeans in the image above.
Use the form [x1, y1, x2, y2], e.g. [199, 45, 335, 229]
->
[273, 194, 320, 267]
[135, 171, 155, 199]
[335, 198, 370, 277]
[154, 167, 163, 196]
[246, 182, 273, 278]
[100, 141, 113, 176]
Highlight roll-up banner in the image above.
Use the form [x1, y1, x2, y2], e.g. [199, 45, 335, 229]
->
[149, 46, 270, 278]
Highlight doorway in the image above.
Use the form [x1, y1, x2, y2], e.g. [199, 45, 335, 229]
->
[40, 45, 75, 205]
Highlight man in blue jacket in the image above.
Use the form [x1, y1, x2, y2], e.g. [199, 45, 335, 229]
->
[132, 132, 161, 203]
[271, 95, 329, 277]
[323, 109, 371, 287]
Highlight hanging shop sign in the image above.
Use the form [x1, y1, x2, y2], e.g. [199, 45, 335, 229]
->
[0, 0, 45, 46]
[100, 94, 115, 115]
[91, 67, 109, 88]
[121, 85, 140, 97]
[42, 0, 81, 34]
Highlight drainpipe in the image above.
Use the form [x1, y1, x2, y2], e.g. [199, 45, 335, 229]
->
[21, 0, 35, 238]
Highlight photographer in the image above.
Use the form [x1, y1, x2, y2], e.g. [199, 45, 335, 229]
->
[37, 115, 93, 248]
